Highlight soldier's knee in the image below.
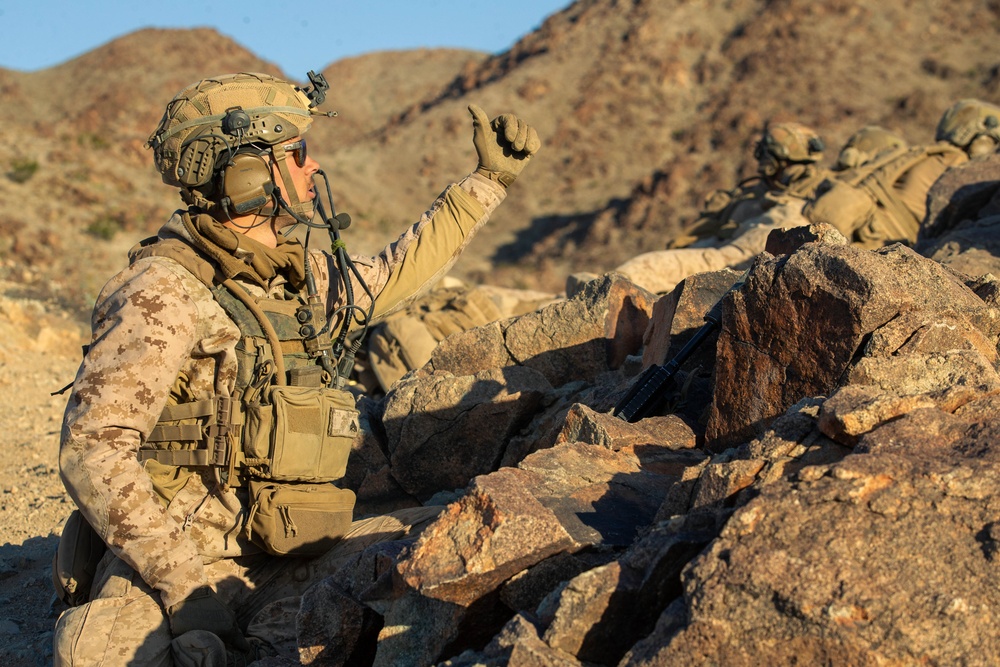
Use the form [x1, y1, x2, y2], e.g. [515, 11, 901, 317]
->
[54, 594, 173, 666]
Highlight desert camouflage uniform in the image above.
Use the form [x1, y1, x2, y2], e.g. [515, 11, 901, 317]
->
[616, 163, 829, 294]
[55, 172, 505, 665]
[804, 143, 968, 248]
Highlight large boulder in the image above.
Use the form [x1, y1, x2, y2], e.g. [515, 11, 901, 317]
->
[917, 154, 1000, 278]
[383, 366, 552, 500]
[626, 434, 1000, 666]
[707, 241, 1000, 450]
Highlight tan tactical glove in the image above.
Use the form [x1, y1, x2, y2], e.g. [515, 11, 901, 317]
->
[469, 104, 541, 188]
[166, 585, 251, 653]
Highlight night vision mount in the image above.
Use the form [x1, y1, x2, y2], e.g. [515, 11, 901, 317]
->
[303, 70, 330, 109]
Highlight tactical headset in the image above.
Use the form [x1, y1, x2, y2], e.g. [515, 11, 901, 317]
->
[147, 71, 330, 221]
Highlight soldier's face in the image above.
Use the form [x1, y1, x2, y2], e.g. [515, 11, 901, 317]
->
[275, 137, 320, 204]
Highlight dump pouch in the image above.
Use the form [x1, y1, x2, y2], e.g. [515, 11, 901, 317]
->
[51, 509, 107, 607]
[244, 385, 359, 482]
[246, 480, 356, 556]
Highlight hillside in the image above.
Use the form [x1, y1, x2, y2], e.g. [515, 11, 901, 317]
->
[3, 2, 1000, 301]
[319, 0, 1000, 288]
[3, 1, 1000, 663]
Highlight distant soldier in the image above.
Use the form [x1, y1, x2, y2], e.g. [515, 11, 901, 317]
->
[668, 122, 829, 249]
[805, 100, 1000, 248]
[919, 98, 1000, 241]
[616, 122, 830, 293]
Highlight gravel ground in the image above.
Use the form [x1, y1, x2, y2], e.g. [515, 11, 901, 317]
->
[0, 291, 86, 666]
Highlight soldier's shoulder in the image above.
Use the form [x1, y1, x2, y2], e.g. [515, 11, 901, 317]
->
[98, 255, 214, 313]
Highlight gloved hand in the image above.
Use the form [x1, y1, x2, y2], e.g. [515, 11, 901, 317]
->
[468, 104, 541, 188]
[166, 585, 251, 653]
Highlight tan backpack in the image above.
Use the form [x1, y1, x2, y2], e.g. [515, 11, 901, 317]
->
[804, 143, 968, 248]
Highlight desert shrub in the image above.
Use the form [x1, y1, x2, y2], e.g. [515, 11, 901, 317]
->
[85, 216, 123, 240]
[7, 158, 38, 183]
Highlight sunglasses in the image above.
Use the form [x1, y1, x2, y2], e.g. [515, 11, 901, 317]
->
[281, 139, 308, 167]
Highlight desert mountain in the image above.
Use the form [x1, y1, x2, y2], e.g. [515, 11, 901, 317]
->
[316, 0, 1000, 288]
[3, 1, 1000, 302]
[4, 1, 1000, 664]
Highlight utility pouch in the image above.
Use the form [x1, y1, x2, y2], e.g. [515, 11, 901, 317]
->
[244, 385, 359, 482]
[246, 480, 356, 556]
[51, 509, 107, 607]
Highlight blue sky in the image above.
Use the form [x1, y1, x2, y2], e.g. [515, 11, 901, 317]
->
[0, 0, 573, 74]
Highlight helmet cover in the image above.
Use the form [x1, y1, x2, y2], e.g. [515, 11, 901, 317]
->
[755, 122, 826, 164]
[146, 72, 315, 191]
[935, 99, 1000, 150]
[836, 125, 908, 170]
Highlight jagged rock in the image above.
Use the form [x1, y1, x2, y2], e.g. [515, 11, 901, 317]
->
[294, 540, 414, 665]
[553, 403, 698, 452]
[857, 392, 1000, 457]
[499, 381, 595, 469]
[297, 578, 373, 666]
[373, 590, 467, 667]
[376, 412, 703, 665]
[921, 153, 1000, 242]
[706, 242, 1000, 450]
[633, 433, 1000, 666]
[920, 215, 1000, 280]
[640, 268, 741, 368]
[967, 273, 1000, 309]
[517, 440, 702, 547]
[344, 398, 421, 517]
[396, 468, 579, 607]
[383, 366, 552, 499]
[687, 457, 764, 510]
[763, 221, 850, 257]
[917, 154, 1000, 278]
[428, 273, 657, 386]
[519, 518, 716, 666]
[498, 553, 601, 616]
[439, 614, 584, 667]
[819, 350, 1000, 446]
[688, 398, 852, 514]
[537, 561, 642, 663]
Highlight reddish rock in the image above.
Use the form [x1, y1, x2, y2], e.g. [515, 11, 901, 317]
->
[640, 447, 1000, 666]
[640, 268, 741, 369]
[395, 468, 579, 607]
[428, 273, 656, 387]
[706, 242, 1000, 450]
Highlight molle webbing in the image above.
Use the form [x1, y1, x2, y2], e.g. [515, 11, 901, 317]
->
[139, 396, 238, 467]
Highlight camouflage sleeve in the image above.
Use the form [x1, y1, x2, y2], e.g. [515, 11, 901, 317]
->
[327, 172, 506, 323]
[60, 258, 211, 609]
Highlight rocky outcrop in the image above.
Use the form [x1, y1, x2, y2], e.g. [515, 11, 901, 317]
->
[917, 153, 1000, 278]
[286, 227, 1000, 666]
[707, 239, 1000, 450]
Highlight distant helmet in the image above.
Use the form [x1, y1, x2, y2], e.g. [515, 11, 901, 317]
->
[145, 72, 325, 216]
[754, 122, 825, 178]
[835, 125, 908, 170]
[935, 99, 1000, 156]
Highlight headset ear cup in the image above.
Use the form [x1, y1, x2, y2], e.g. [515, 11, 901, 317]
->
[221, 153, 274, 214]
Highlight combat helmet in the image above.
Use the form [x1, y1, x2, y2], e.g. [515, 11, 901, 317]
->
[835, 125, 908, 171]
[754, 122, 825, 178]
[935, 99, 1000, 157]
[145, 71, 330, 218]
